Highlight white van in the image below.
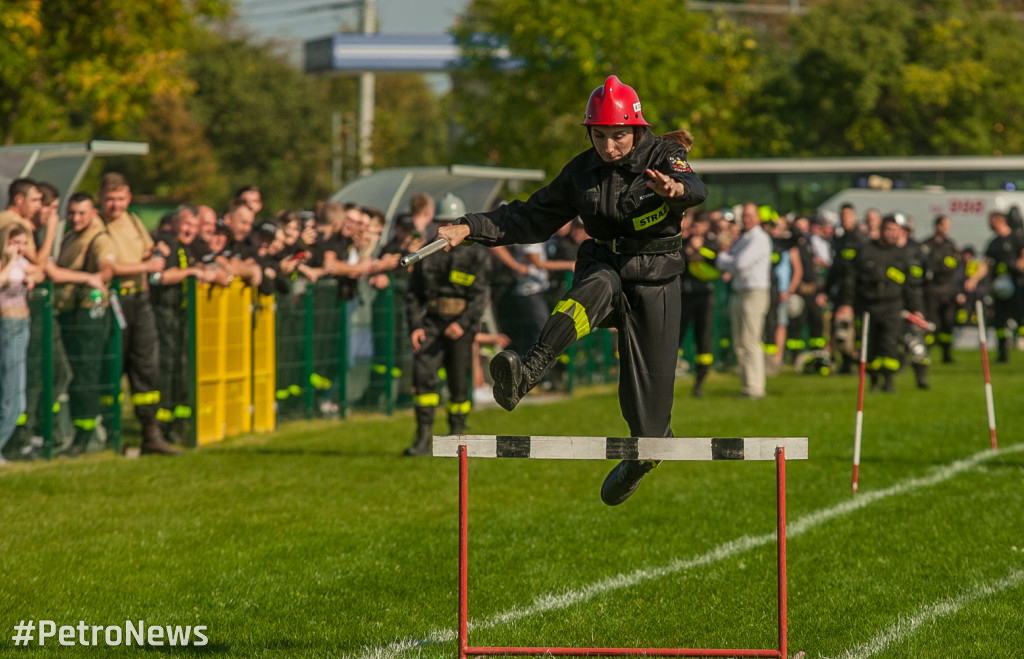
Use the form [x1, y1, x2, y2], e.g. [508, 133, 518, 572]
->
[816, 188, 1024, 250]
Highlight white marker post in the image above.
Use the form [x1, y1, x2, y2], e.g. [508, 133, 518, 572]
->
[852, 312, 870, 493]
[975, 300, 998, 450]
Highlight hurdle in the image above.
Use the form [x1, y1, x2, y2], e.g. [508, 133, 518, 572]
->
[433, 434, 809, 659]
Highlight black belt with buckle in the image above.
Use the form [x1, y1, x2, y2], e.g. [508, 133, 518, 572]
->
[595, 234, 683, 255]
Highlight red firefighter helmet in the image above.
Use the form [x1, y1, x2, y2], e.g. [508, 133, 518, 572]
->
[581, 75, 651, 127]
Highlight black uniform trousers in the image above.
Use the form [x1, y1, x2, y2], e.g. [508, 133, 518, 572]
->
[544, 257, 680, 438]
[59, 308, 110, 432]
[118, 293, 162, 425]
[860, 301, 903, 373]
[924, 284, 957, 352]
[153, 301, 190, 427]
[680, 288, 715, 367]
[412, 317, 474, 412]
[788, 291, 826, 352]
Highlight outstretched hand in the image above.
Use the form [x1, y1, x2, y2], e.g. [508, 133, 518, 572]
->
[645, 168, 685, 198]
[437, 222, 472, 251]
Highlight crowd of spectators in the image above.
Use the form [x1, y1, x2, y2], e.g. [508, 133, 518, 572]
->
[1, 173, 1021, 463]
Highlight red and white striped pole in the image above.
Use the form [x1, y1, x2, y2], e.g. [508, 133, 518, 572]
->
[852, 312, 870, 493]
[975, 300, 998, 450]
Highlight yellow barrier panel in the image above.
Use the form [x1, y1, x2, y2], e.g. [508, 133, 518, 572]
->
[252, 293, 277, 433]
[195, 281, 254, 444]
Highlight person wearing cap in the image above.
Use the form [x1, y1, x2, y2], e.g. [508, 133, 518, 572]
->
[403, 193, 492, 456]
[835, 213, 925, 393]
[434, 75, 707, 504]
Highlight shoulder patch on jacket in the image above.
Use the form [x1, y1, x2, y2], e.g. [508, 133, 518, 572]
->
[669, 156, 692, 173]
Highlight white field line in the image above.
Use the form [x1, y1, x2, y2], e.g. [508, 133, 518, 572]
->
[354, 443, 1024, 659]
[828, 568, 1024, 659]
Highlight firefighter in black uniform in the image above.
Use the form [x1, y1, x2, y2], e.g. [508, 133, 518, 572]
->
[679, 210, 720, 397]
[921, 215, 960, 363]
[965, 211, 1024, 363]
[897, 216, 931, 389]
[150, 206, 210, 445]
[403, 194, 491, 456]
[435, 76, 708, 505]
[836, 213, 925, 393]
[826, 204, 868, 373]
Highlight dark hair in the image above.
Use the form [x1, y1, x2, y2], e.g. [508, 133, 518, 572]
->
[68, 191, 95, 206]
[7, 178, 37, 203]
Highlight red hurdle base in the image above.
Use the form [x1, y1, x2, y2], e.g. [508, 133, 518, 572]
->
[456, 446, 790, 659]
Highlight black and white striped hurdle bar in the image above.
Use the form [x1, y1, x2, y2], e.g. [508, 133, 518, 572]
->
[433, 435, 807, 461]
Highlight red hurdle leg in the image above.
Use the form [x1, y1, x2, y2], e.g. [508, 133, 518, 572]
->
[459, 445, 469, 659]
[776, 446, 788, 659]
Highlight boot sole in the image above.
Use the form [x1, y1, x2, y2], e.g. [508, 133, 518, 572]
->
[489, 353, 522, 411]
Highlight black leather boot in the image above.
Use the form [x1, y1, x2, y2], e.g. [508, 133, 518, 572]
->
[693, 364, 708, 398]
[448, 413, 467, 435]
[914, 363, 930, 389]
[141, 423, 182, 455]
[600, 460, 659, 506]
[489, 343, 556, 411]
[404, 407, 435, 456]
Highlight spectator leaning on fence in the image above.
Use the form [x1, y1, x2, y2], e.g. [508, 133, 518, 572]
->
[150, 204, 213, 445]
[53, 193, 116, 456]
[98, 172, 181, 456]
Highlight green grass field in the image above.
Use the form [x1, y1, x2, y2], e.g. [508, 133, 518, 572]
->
[2, 353, 1022, 658]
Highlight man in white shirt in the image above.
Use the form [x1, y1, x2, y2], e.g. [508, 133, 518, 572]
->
[716, 202, 773, 398]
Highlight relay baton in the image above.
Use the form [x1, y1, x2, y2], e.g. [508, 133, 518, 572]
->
[400, 238, 449, 267]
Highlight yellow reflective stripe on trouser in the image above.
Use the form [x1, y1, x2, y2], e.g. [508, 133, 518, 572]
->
[786, 338, 806, 351]
[414, 393, 440, 408]
[174, 405, 192, 419]
[695, 353, 714, 366]
[276, 389, 290, 400]
[131, 391, 161, 406]
[882, 357, 900, 372]
[310, 373, 332, 390]
[763, 343, 778, 355]
[74, 418, 97, 431]
[552, 299, 591, 339]
[156, 408, 174, 422]
[446, 400, 471, 415]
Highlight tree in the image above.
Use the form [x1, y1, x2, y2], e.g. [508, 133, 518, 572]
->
[184, 31, 335, 212]
[785, 0, 1024, 156]
[448, 0, 767, 189]
[0, 0, 230, 145]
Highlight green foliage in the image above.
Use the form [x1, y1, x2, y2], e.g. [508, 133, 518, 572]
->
[449, 0, 764, 187]
[785, 0, 1024, 156]
[0, 0, 230, 145]
[185, 32, 335, 212]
